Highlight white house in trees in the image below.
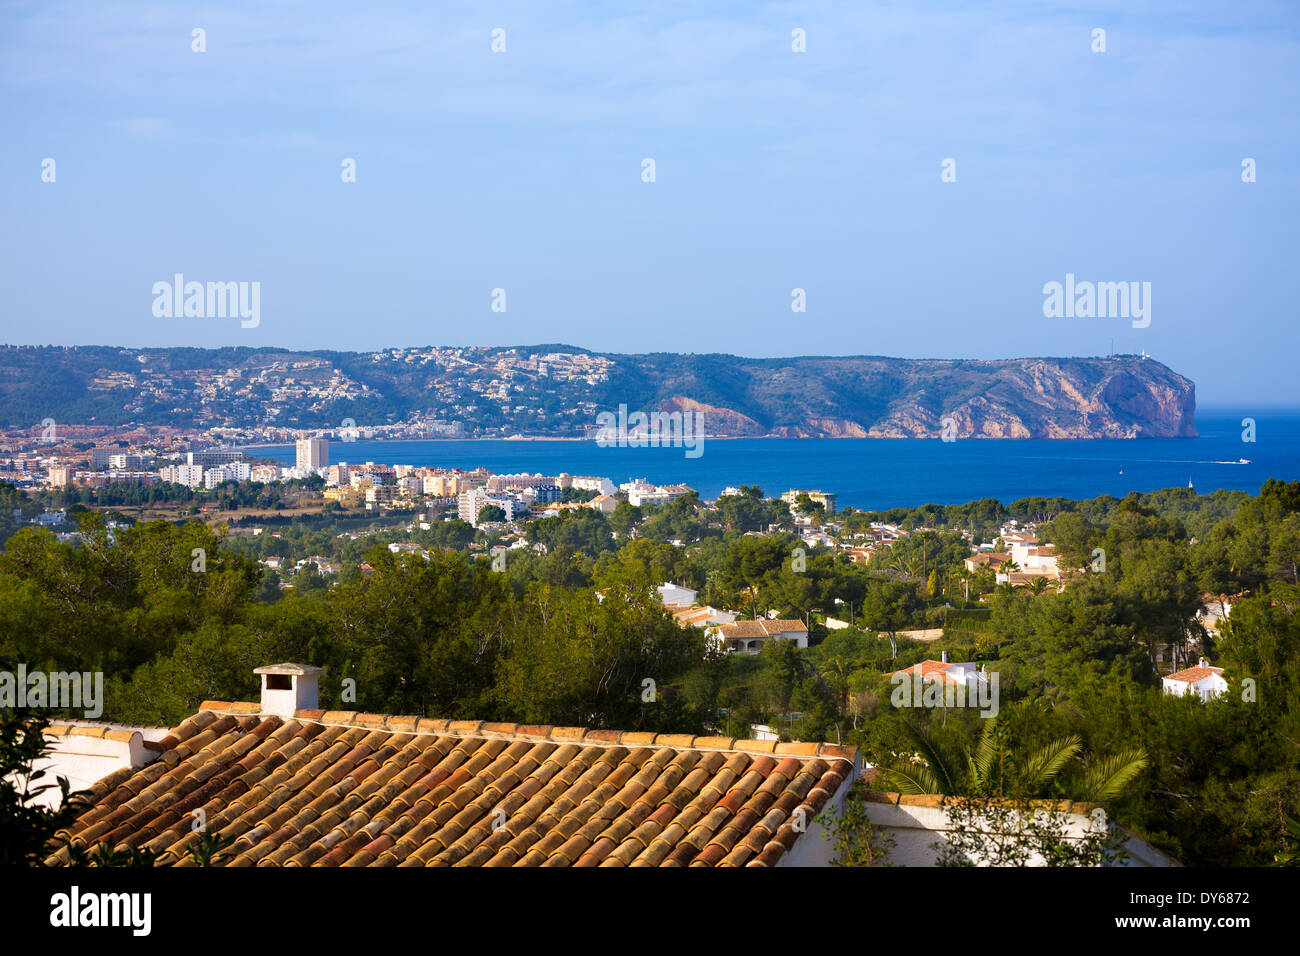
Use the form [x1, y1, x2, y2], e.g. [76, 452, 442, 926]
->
[657, 583, 698, 606]
[715, 619, 809, 654]
[1162, 659, 1228, 701]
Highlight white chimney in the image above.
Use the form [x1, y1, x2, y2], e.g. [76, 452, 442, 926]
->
[941, 650, 947, 664]
[1198, 657, 1208, 668]
[254, 663, 326, 718]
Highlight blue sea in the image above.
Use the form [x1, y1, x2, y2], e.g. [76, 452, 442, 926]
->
[255, 409, 1300, 510]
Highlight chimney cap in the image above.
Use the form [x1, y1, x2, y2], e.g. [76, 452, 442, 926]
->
[254, 663, 326, 677]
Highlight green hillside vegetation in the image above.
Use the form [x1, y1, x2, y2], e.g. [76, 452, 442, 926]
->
[1, 480, 1297, 865]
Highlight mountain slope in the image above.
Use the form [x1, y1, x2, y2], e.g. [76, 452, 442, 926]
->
[0, 345, 1196, 438]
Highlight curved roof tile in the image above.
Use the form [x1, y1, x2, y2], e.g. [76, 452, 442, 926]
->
[45, 703, 858, 868]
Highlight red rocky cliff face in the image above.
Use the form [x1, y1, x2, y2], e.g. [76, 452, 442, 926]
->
[655, 356, 1197, 439]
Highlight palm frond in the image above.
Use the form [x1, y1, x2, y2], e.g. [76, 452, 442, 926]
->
[967, 717, 1001, 791]
[901, 721, 959, 795]
[878, 764, 945, 795]
[1017, 735, 1082, 792]
[1078, 748, 1149, 801]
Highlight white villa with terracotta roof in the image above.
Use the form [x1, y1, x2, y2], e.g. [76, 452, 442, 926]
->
[714, 619, 809, 654]
[885, 655, 988, 688]
[964, 551, 1010, 574]
[1162, 659, 1228, 701]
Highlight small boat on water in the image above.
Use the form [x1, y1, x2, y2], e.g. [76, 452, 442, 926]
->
[1238, 458, 1251, 465]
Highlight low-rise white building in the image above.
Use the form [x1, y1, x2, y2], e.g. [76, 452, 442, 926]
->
[997, 537, 1060, 583]
[657, 582, 698, 606]
[715, 619, 809, 654]
[885, 655, 991, 692]
[857, 789, 1179, 867]
[1162, 659, 1228, 701]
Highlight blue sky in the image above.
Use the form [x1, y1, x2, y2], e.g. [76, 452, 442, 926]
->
[1, 0, 1297, 404]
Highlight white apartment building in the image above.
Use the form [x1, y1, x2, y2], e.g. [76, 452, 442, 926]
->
[486, 473, 559, 493]
[295, 437, 329, 472]
[621, 479, 695, 508]
[203, 462, 252, 488]
[365, 485, 400, 506]
[188, 448, 246, 467]
[782, 489, 838, 513]
[108, 453, 146, 470]
[160, 464, 205, 488]
[457, 487, 519, 525]
[559, 474, 616, 496]
[348, 463, 395, 487]
[423, 473, 476, 496]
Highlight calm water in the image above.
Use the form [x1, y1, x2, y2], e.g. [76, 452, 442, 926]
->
[255, 409, 1300, 510]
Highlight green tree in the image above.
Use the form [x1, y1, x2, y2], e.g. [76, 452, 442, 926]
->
[1, 710, 83, 866]
[861, 581, 919, 658]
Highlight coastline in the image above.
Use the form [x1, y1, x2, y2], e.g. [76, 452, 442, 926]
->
[230, 414, 1295, 511]
[234, 432, 1202, 451]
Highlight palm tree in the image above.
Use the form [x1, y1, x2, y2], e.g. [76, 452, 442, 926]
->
[952, 567, 975, 606]
[888, 553, 922, 579]
[821, 655, 854, 714]
[1028, 577, 1050, 596]
[880, 717, 1147, 800]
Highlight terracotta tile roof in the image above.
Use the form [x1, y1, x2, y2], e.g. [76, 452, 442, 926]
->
[671, 606, 720, 626]
[1164, 664, 1224, 683]
[45, 705, 857, 868]
[885, 660, 970, 684]
[719, 619, 808, 639]
[965, 552, 1010, 566]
